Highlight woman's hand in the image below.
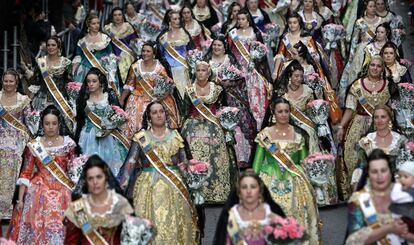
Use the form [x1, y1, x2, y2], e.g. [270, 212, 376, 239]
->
[336, 127, 344, 141]
[388, 219, 408, 236]
[16, 200, 24, 213]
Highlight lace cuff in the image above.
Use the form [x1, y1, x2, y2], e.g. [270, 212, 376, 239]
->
[123, 85, 134, 91]
[16, 178, 30, 187]
[345, 227, 373, 245]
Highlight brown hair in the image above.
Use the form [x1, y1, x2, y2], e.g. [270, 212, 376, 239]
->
[236, 169, 265, 200]
[47, 36, 62, 50]
[374, 104, 394, 120]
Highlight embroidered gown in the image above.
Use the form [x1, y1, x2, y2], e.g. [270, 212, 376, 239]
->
[119, 129, 199, 244]
[120, 59, 180, 139]
[252, 128, 320, 244]
[8, 136, 76, 244]
[181, 82, 238, 204]
[0, 93, 31, 220]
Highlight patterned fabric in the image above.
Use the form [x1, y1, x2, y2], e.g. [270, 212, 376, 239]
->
[8, 136, 76, 244]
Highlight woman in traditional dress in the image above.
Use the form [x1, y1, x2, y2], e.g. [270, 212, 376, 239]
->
[252, 97, 321, 244]
[192, 0, 220, 29]
[228, 9, 271, 130]
[180, 5, 210, 51]
[75, 68, 128, 177]
[125, 2, 143, 32]
[0, 70, 32, 229]
[138, 0, 168, 41]
[65, 155, 134, 244]
[24, 36, 74, 133]
[157, 10, 195, 99]
[338, 0, 384, 105]
[104, 7, 140, 84]
[181, 61, 238, 204]
[336, 56, 398, 200]
[351, 105, 407, 188]
[298, 0, 324, 45]
[220, 2, 241, 34]
[245, 0, 271, 32]
[213, 169, 286, 244]
[119, 42, 180, 139]
[381, 42, 412, 84]
[8, 105, 77, 243]
[119, 101, 199, 244]
[345, 149, 414, 245]
[205, 36, 257, 168]
[72, 13, 122, 98]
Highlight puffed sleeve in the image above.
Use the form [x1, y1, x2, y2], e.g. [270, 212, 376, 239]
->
[16, 147, 37, 187]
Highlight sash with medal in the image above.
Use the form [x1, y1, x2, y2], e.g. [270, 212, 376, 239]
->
[86, 108, 130, 149]
[161, 36, 189, 69]
[0, 104, 33, 139]
[227, 208, 248, 245]
[28, 140, 75, 190]
[71, 199, 109, 245]
[290, 106, 315, 132]
[79, 40, 120, 97]
[132, 63, 180, 127]
[186, 86, 221, 127]
[134, 130, 199, 228]
[37, 58, 76, 127]
[353, 81, 375, 117]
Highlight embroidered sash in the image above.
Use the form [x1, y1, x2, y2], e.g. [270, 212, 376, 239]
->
[132, 64, 180, 126]
[263, 0, 276, 9]
[281, 35, 293, 54]
[79, 40, 120, 97]
[37, 58, 75, 125]
[148, 5, 164, 21]
[135, 130, 198, 227]
[163, 39, 189, 69]
[86, 109, 131, 149]
[354, 83, 375, 117]
[27, 140, 75, 190]
[227, 208, 248, 245]
[108, 33, 136, 58]
[186, 86, 221, 127]
[0, 105, 33, 138]
[71, 199, 109, 245]
[290, 106, 315, 130]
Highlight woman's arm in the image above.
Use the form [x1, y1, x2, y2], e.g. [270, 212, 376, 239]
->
[336, 108, 353, 141]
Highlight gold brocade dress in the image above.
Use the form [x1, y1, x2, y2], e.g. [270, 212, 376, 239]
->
[119, 129, 199, 244]
[338, 78, 390, 200]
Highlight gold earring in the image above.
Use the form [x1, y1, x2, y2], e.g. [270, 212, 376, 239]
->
[388, 121, 393, 129]
[272, 115, 276, 123]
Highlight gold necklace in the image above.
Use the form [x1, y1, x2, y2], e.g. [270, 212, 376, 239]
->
[88, 190, 111, 208]
[43, 136, 60, 147]
[241, 202, 261, 218]
[275, 127, 288, 137]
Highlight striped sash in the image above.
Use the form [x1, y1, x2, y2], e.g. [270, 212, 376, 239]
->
[354, 85, 375, 117]
[0, 105, 33, 139]
[186, 86, 221, 127]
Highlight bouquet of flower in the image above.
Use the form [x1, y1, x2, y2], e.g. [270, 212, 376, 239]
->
[264, 216, 307, 244]
[331, 0, 342, 16]
[390, 15, 406, 47]
[303, 152, 335, 186]
[26, 110, 41, 135]
[68, 155, 89, 185]
[217, 65, 245, 81]
[121, 215, 156, 245]
[304, 73, 324, 98]
[249, 41, 267, 61]
[101, 54, 119, 84]
[306, 100, 330, 137]
[395, 83, 414, 137]
[264, 23, 281, 42]
[400, 58, 412, 68]
[396, 141, 414, 170]
[66, 82, 82, 106]
[152, 75, 175, 100]
[322, 24, 346, 50]
[97, 105, 128, 137]
[142, 20, 161, 36]
[211, 23, 222, 36]
[216, 107, 240, 143]
[186, 49, 204, 75]
[201, 39, 213, 52]
[178, 159, 210, 205]
[271, 0, 291, 13]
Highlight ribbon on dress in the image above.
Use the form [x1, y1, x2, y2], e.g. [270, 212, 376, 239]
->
[134, 130, 199, 228]
[86, 108, 130, 149]
[353, 81, 375, 117]
[162, 37, 189, 69]
[37, 58, 76, 126]
[27, 140, 75, 190]
[0, 105, 33, 139]
[108, 32, 136, 58]
[186, 86, 221, 127]
[290, 106, 315, 130]
[227, 208, 248, 245]
[71, 199, 109, 245]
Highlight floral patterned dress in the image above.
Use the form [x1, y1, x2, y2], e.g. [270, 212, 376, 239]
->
[0, 93, 31, 219]
[8, 136, 76, 244]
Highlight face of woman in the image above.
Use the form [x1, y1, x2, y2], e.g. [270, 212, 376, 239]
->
[113, 10, 123, 24]
[382, 47, 395, 65]
[274, 103, 290, 125]
[182, 7, 192, 22]
[231, 5, 241, 20]
[2, 74, 17, 93]
[239, 176, 261, 205]
[196, 0, 206, 7]
[303, 0, 314, 11]
[373, 109, 391, 131]
[170, 13, 181, 28]
[149, 103, 166, 127]
[366, 1, 376, 16]
[375, 0, 386, 12]
[88, 17, 100, 33]
[315, 0, 323, 7]
[141, 45, 154, 61]
[47, 39, 59, 56]
[86, 166, 107, 196]
[126, 4, 135, 15]
[290, 69, 304, 87]
[43, 114, 59, 137]
[368, 159, 392, 191]
[368, 58, 384, 78]
[212, 40, 225, 56]
[87, 74, 102, 93]
[237, 14, 249, 29]
[375, 26, 387, 42]
[288, 17, 300, 32]
[196, 64, 210, 82]
[247, 0, 258, 10]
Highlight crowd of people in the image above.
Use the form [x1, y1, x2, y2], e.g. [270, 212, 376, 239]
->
[1, 0, 414, 244]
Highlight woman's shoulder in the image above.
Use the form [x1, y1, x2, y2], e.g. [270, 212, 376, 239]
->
[348, 187, 369, 205]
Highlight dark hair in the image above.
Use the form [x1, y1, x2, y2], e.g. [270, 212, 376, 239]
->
[375, 22, 391, 42]
[72, 154, 124, 200]
[162, 9, 182, 30]
[180, 4, 196, 22]
[38, 104, 62, 136]
[46, 36, 63, 51]
[213, 169, 286, 244]
[379, 41, 400, 62]
[227, 2, 241, 21]
[204, 35, 239, 66]
[274, 60, 304, 96]
[356, 148, 395, 190]
[236, 9, 255, 30]
[284, 11, 305, 34]
[109, 7, 126, 24]
[141, 101, 167, 130]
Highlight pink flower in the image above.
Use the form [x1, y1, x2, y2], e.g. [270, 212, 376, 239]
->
[211, 23, 222, 32]
[185, 159, 209, 173]
[400, 59, 411, 66]
[264, 225, 274, 234]
[273, 228, 288, 239]
[406, 141, 414, 151]
[66, 82, 82, 90]
[399, 83, 414, 90]
[307, 99, 330, 107]
[304, 152, 335, 163]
